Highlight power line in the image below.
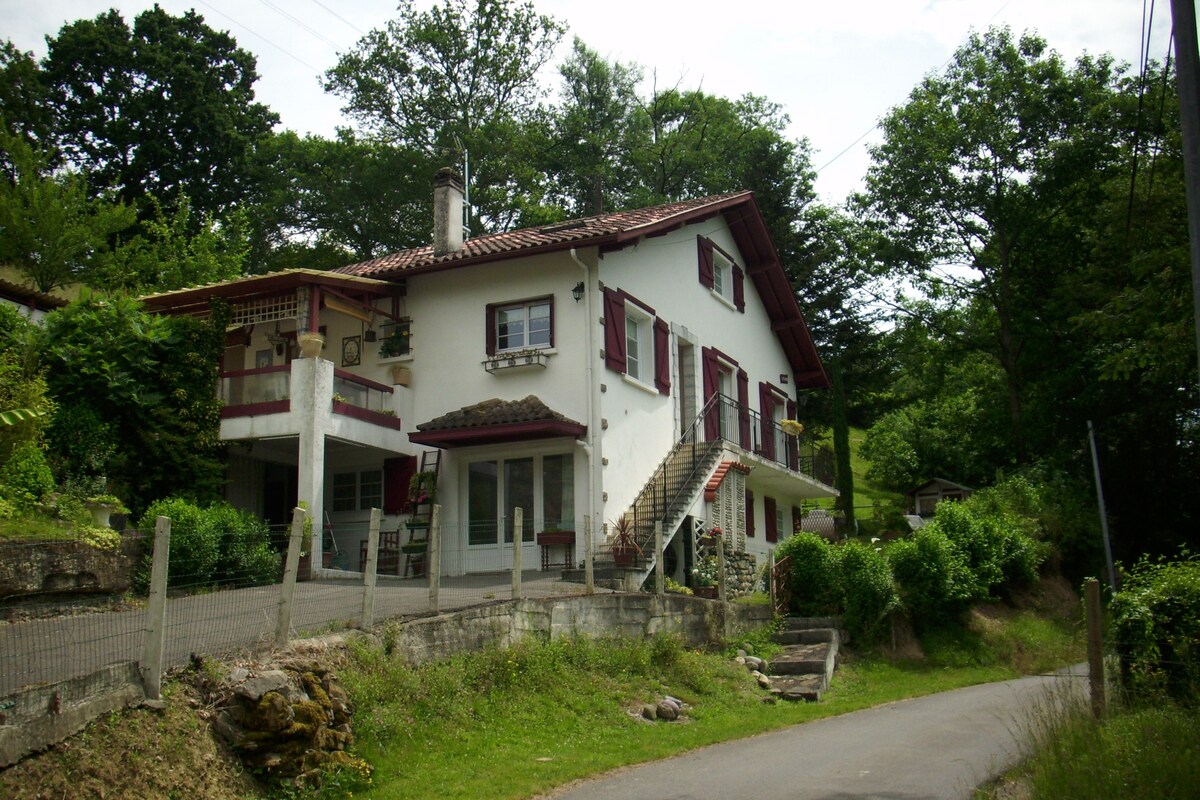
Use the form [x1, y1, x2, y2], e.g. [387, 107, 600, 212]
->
[195, 0, 322, 73]
[307, 0, 368, 38]
[256, 0, 343, 51]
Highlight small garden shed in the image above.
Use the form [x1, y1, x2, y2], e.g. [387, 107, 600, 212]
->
[906, 478, 973, 517]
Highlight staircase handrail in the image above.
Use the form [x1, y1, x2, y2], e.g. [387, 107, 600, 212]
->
[626, 394, 724, 550]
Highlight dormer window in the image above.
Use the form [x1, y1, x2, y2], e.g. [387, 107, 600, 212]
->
[487, 297, 553, 355]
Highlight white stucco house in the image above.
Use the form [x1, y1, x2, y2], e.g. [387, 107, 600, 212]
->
[142, 172, 836, 587]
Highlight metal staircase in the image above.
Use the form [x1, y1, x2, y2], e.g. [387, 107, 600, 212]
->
[597, 395, 725, 582]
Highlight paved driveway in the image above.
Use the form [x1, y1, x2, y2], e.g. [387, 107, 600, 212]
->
[546, 666, 1086, 800]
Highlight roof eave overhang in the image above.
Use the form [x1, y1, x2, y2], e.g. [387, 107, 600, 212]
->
[141, 269, 403, 317]
[408, 420, 587, 449]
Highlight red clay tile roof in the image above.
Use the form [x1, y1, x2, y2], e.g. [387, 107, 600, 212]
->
[336, 193, 751, 279]
[704, 461, 753, 502]
[409, 396, 586, 449]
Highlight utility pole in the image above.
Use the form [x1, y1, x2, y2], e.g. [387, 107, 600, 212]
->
[1169, 0, 1200, 382]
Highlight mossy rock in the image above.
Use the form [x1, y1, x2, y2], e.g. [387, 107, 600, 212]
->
[247, 691, 293, 732]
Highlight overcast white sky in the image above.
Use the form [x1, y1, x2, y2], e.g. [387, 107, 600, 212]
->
[3, 0, 1178, 204]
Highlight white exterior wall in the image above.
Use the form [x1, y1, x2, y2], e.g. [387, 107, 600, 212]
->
[596, 220, 798, 520]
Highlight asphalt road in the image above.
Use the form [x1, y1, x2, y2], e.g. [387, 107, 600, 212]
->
[546, 666, 1086, 800]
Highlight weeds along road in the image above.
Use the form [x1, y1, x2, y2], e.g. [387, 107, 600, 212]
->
[546, 665, 1087, 800]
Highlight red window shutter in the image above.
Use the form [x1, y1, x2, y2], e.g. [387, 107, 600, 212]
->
[485, 303, 497, 356]
[702, 347, 720, 440]
[746, 489, 755, 538]
[384, 455, 418, 515]
[603, 287, 626, 373]
[733, 265, 745, 312]
[653, 318, 671, 395]
[759, 383, 776, 460]
[764, 496, 778, 543]
[697, 236, 715, 289]
[736, 368, 750, 448]
[792, 505, 803, 538]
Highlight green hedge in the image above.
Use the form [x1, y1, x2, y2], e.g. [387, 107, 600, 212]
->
[1110, 555, 1200, 703]
[136, 498, 278, 590]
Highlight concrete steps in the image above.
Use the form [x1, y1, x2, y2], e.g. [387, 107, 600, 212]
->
[767, 617, 841, 702]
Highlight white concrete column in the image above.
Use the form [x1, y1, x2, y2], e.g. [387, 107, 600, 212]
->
[294, 357, 334, 570]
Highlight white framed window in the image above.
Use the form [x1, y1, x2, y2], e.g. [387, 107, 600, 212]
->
[494, 299, 551, 353]
[331, 469, 383, 512]
[625, 303, 652, 384]
[712, 249, 734, 302]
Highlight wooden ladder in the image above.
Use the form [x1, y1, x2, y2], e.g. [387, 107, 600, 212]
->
[404, 450, 441, 577]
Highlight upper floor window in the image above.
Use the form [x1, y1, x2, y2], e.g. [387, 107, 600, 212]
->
[712, 249, 734, 302]
[603, 287, 671, 395]
[697, 236, 746, 313]
[625, 305, 651, 383]
[487, 297, 553, 355]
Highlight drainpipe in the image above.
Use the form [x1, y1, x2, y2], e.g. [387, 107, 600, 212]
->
[569, 248, 602, 548]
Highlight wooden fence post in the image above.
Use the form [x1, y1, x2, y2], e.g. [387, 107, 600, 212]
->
[276, 506, 305, 649]
[1085, 577, 1106, 718]
[360, 508, 381, 629]
[716, 538, 728, 604]
[584, 516, 595, 594]
[512, 507, 523, 600]
[654, 521, 665, 596]
[427, 504, 441, 613]
[141, 516, 171, 700]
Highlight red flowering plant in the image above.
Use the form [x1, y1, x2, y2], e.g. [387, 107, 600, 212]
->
[407, 471, 437, 513]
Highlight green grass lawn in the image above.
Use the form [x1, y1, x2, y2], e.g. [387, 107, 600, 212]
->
[812, 426, 905, 524]
[333, 613, 1080, 800]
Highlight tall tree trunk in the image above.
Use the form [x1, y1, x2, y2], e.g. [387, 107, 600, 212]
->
[830, 358, 855, 533]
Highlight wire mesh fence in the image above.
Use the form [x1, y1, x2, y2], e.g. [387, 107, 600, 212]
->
[0, 533, 149, 695]
[1, 510, 621, 696]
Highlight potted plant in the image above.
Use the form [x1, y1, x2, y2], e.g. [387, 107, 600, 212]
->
[536, 521, 574, 546]
[691, 555, 720, 598]
[407, 471, 437, 515]
[608, 514, 642, 567]
[379, 325, 410, 358]
[84, 494, 128, 529]
[298, 331, 325, 358]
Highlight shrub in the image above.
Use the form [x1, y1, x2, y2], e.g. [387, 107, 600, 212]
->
[137, 497, 220, 589]
[0, 441, 55, 509]
[887, 528, 976, 630]
[204, 501, 279, 586]
[136, 498, 279, 590]
[775, 532, 840, 614]
[837, 540, 900, 643]
[930, 489, 1045, 600]
[1109, 555, 1200, 703]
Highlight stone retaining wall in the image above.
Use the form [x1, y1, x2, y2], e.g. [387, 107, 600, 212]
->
[0, 536, 142, 599]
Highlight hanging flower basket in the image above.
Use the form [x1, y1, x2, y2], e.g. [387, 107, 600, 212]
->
[781, 419, 805, 436]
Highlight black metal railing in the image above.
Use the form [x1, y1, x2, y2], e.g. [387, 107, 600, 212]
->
[625, 394, 726, 552]
[708, 393, 835, 486]
[607, 394, 836, 563]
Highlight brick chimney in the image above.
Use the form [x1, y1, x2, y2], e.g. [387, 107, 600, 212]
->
[433, 167, 465, 256]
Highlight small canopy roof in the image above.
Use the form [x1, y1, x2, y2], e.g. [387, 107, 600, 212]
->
[409, 396, 586, 449]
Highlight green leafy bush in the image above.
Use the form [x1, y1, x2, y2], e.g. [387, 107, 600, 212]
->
[775, 532, 840, 614]
[1110, 555, 1200, 703]
[0, 441, 55, 509]
[138, 497, 220, 589]
[837, 540, 900, 643]
[136, 498, 280, 590]
[887, 528, 976, 630]
[204, 501, 280, 586]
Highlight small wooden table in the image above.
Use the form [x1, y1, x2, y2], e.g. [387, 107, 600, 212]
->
[536, 531, 575, 571]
